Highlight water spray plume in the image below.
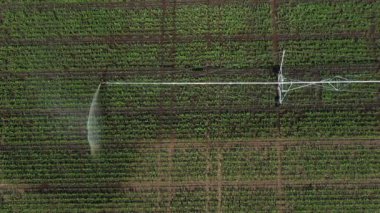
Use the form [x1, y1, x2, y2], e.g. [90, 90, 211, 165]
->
[87, 83, 102, 156]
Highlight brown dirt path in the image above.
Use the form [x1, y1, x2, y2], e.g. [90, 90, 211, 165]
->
[216, 147, 223, 213]
[167, 138, 175, 213]
[0, 32, 375, 47]
[120, 178, 380, 192]
[367, 4, 379, 63]
[204, 126, 211, 213]
[2, 139, 379, 154]
[6, 178, 377, 194]
[204, 145, 211, 213]
[276, 143, 286, 213]
[270, 0, 280, 64]
[0, 184, 27, 193]
[1, 63, 376, 79]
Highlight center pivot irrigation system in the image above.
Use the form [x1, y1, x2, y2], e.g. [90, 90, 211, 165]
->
[87, 50, 380, 155]
[98, 50, 380, 104]
[274, 51, 380, 105]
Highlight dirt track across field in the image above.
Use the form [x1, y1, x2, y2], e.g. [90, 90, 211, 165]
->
[1, 32, 376, 47]
[118, 178, 380, 192]
[2, 139, 379, 154]
[0, 184, 27, 193]
[5, 177, 377, 194]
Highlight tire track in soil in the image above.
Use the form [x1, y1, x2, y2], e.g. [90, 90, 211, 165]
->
[156, 146, 163, 211]
[4, 178, 378, 194]
[165, 78, 179, 211]
[155, 8, 168, 211]
[205, 0, 212, 73]
[276, 143, 286, 213]
[270, 0, 280, 64]
[204, 131, 211, 213]
[270, 0, 282, 138]
[155, 87, 167, 212]
[167, 137, 175, 213]
[1, 63, 376, 78]
[216, 147, 223, 213]
[204, 1, 212, 209]
[3, 100, 377, 121]
[170, 0, 177, 69]
[3, 100, 378, 119]
[3, 139, 379, 154]
[0, 184, 26, 206]
[202, 113, 213, 213]
[367, 3, 379, 66]
[0, 8, 4, 27]
[159, 0, 167, 71]
[119, 178, 380, 192]
[167, 1, 177, 212]
[270, 1, 287, 211]
[4, 178, 377, 197]
[0, 184, 27, 193]
[0, 32, 375, 47]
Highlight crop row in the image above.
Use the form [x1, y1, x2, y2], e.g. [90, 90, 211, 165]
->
[2, 142, 379, 184]
[0, 78, 98, 109]
[93, 110, 377, 138]
[101, 82, 378, 108]
[3, 112, 377, 142]
[2, 187, 379, 212]
[1, 1, 377, 40]
[2, 139, 379, 210]
[286, 187, 380, 212]
[0, 4, 271, 39]
[278, 1, 378, 34]
[279, 39, 376, 66]
[1, 187, 279, 212]
[1, 76, 377, 112]
[283, 144, 380, 180]
[2, 98, 377, 148]
[0, 41, 273, 71]
[0, 39, 375, 73]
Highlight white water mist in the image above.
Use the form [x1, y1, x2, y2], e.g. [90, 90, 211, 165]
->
[87, 83, 102, 156]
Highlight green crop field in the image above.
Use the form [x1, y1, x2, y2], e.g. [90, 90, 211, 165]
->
[0, 0, 379, 212]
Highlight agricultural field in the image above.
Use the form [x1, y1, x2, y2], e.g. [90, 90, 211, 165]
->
[0, 0, 379, 212]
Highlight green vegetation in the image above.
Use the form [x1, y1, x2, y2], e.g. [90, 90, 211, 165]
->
[286, 187, 380, 212]
[283, 144, 380, 180]
[0, 0, 379, 212]
[278, 2, 374, 33]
